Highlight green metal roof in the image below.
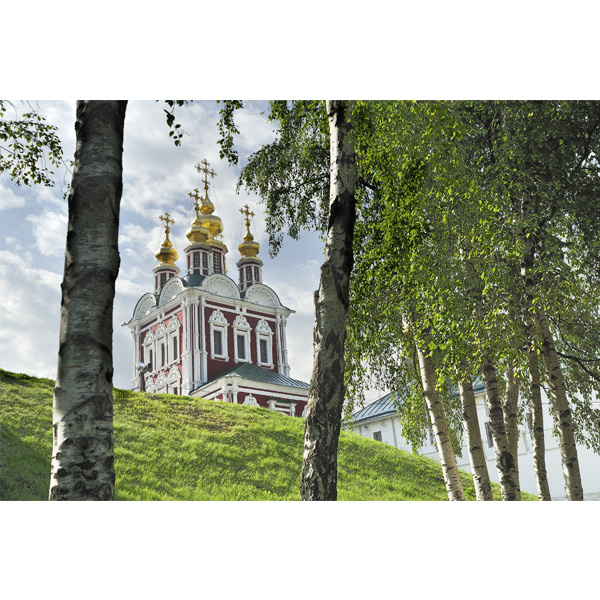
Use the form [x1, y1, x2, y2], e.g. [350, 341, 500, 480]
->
[198, 362, 309, 390]
[182, 273, 207, 287]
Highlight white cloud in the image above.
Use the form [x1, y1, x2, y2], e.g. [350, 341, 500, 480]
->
[0, 250, 62, 379]
[0, 183, 26, 210]
[26, 210, 68, 257]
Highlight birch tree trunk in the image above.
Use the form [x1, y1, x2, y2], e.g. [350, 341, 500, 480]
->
[527, 340, 552, 500]
[300, 100, 356, 501]
[49, 100, 127, 500]
[415, 344, 465, 501]
[503, 360, 522, 500]
[458, 375, 493, 500]
[518, 194, 583, 500]
[534, 306, 584, 500]
[480, 357, 520, 500]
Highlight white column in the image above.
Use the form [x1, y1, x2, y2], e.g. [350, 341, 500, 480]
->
[199, 295, 208, 383]
[131, 327, 139, 389]
[181, 299, 191, 394]
[281, 316, 290, 377]
[192, 298, 201, 388]
[275, 314, 284, 374]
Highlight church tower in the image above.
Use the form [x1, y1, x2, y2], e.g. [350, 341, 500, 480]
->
[153, 212, 179, 293]
[125, 160, 308, 417]
[184, 160, 228, 277]
[237, 204, 263, 291]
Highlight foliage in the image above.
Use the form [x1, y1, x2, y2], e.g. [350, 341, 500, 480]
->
[0, 369, 526, 500]
[0, 100, 65, 187]
[219, 100, 331, 255]
[163, 100, 191, 146]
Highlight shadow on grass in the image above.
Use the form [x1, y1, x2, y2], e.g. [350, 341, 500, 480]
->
[0, 428, 50, 501]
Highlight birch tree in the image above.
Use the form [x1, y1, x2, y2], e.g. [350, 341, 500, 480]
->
[300, 100, 357, 500]
[219, 100, 358, 500]
[49, 100, 128, 500]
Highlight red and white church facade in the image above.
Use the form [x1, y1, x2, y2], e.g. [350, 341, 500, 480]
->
[124, 161, 309, 417]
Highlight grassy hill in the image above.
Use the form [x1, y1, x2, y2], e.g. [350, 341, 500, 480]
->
[1, 368, 532, 501]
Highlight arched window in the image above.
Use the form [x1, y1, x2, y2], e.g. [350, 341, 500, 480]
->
[233, 314, 251, 363]
[255, 319, 274, 368]
[208, 309, 229, 360]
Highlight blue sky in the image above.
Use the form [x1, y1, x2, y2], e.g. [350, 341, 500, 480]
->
[0, 100, 326, 389]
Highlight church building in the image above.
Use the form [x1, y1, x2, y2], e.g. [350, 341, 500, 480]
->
[124, 160, 309, 417]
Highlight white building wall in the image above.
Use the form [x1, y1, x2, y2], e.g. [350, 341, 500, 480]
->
[349, 391, 600, 500]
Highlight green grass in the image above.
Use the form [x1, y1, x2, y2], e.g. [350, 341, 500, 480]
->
[0, 368, 536, 501]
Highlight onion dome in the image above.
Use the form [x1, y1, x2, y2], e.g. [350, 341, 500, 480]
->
[195, 159, 223, 239]
[238, 204, 260, 258]
[155, 212, 179, 265]
[186, 188, 210, 243]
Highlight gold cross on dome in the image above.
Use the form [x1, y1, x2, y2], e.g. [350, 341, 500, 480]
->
[188, 188, 201, 209]
[240, 204, 255, 228]
[195, 159, 216, 191]
[159, 212, 175, 239]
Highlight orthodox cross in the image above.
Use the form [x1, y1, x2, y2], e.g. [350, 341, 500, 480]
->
[159, 212, 175, 241]
[195, 159, 216, 192]
[240, 204, 255, 229]
[188, 187, 202, 210]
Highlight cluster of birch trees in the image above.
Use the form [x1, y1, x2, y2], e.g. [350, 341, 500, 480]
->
[233, 100, 600, 501]
[344, 101, 600, 501]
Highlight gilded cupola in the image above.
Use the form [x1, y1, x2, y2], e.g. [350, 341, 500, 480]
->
[155, 212, 179, 266]
[238, 204, 260, 258]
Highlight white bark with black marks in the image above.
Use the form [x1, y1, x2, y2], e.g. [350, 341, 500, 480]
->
[527, 341, 552, 500]
[416, 344, 465, 501]
[458, 375, 493, 500]
[534, 306, 584, 500]
[480, 357, 520, 501]
[503, 360, 522, 500]
[49, 100, 127, 501]
[300, 100, 356, 501]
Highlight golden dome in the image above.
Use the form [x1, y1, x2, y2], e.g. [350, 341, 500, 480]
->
[238, 204, 260, 258]
[155, 212, 179, 265]
[193, 160, 223, 239]
[186, 188, 210, 243]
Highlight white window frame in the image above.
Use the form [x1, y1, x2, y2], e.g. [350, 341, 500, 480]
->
[255, 319, 274, 368]
[233, 314, 251, 364]
[167, 316, 180, 365]
[143, 330, 155, 371]
[155, 324, 167, 369]
[209, 309, 229, 360]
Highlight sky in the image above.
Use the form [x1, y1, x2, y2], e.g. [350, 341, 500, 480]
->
[0, 100, 330, 391]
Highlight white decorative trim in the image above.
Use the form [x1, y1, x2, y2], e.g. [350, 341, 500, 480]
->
[159, 277, 184, 306]
[202, 274, 241, 299]
[233, 314, 251, 363]
[244, 284, 281, 308]
[208, 309, 228, 327]
[256, 318, 274, 368]
[133, 293, 157, 320]
[233, 314, 251, 330]
[242, 394, 259, 407]
[167, 316, 180, 332]
[208, 309, 229, 360]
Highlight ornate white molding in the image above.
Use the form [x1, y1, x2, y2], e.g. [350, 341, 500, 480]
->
[159, 277, 184, 306]
[208, 309, 228, 327]
[202, 274, 240, 299]
[244, 284, 281, 308]
[233, 314, 251, 330]
[256, 318, 273, 336]
[133, 293, 157, 320]
[243, 394, 259, 407]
